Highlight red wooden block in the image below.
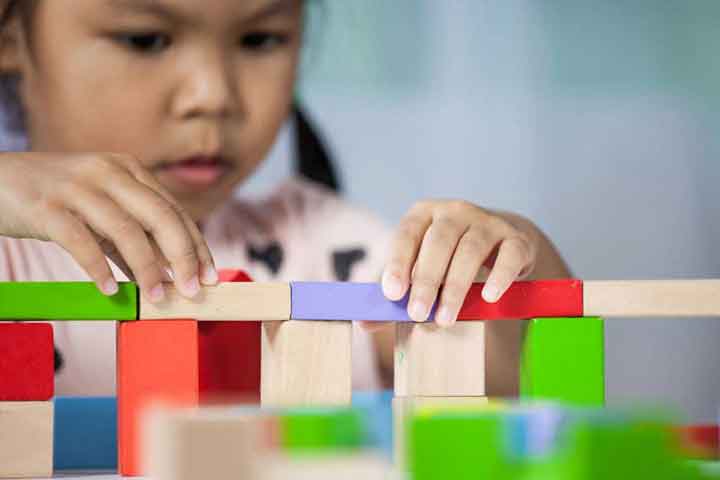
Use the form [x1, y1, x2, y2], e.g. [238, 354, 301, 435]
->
[198, 269, 261, 404]
[458, 279, 583, 320]
[117, 320, 199, 476]
[0, 323, 54, 400]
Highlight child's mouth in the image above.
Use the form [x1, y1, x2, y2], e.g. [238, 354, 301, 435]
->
[159, 156, 230, 190]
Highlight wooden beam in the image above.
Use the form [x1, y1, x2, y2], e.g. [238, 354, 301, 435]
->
[139, 283, 291, 321]
[584, 279, 720, 317]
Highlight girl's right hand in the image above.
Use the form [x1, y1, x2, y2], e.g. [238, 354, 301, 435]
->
[0, 152, 218, 302]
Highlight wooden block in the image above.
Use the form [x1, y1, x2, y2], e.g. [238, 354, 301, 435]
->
[139, 282, 290, 321]
[262, 452, 392, 480]
[199, 269, 261, 404]
[0, 323, 54, 400]
[290, 280, 583, 322]
[145, 408, 269, 480]
[458, 279, 583, 320]
[0, 282, 136, 320]
[261, 320, 351, 406]
[584, 279, 720, 317]
[393, 396, 490, 471]
[53, 396, 117, 471]
[117, 320, 199, 476]
[520, 317, 605, 406]
[394, 322, 485, 397]
[0, 401, 53, 478]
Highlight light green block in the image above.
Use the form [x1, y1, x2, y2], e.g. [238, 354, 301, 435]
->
[279, 408, 366, 452]
[409, 412, 516, 480]
[0, 282, 137, 320]
[520, 317, 605, 406]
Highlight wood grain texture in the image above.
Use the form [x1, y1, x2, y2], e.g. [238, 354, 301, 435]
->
[0, 401, 53, 478]
[139, 283, 291, 321]
[261, 320, 352, 407]
[394, 322, 485, 397]
[584, 279, 720, 317]
[145, 408, 268, 480]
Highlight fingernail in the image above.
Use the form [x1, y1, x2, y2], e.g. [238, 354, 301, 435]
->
[382, 269, 405, 299]
[182, 275, 200, 297]
[100, 278, 119, 296]
[201, 265, 218, 285]
[436, 306, 456, 327]
[148, 283, 165, 303]
[409, 300, 429, 323]
[163, 267, 175, 282]
[482, 283, 501, 303]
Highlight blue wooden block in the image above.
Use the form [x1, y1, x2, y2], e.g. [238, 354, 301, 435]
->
[54, 397, 117, 470]
[291, 282, 431, 321]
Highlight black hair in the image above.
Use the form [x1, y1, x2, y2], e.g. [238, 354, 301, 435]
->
[0, 0, 341, 193]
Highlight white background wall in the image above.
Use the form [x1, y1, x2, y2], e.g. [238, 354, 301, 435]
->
[244, 1, 720, 421]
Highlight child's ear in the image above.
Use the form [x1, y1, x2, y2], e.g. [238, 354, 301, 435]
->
[0, 16, 23, 75]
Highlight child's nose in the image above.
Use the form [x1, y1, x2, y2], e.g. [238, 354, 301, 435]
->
[171, 52, 240, 121]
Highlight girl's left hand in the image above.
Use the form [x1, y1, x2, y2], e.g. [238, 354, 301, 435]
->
[381, 200, 538, 327]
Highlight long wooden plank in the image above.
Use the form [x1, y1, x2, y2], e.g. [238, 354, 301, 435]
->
[0, 282, 136, 320]
[140, 283, 290, 321]
[584, 279, 720, 317]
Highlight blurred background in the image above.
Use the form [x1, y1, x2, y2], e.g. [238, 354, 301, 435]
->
[244, 0, 720, 422]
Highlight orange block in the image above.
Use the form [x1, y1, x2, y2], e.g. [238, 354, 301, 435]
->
[117, 320, 199, 476]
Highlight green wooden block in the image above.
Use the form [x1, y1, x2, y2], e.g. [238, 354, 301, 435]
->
[0, 282, 137, 320]
[409, 412, 517, 480]
[279, 408, 367, 452]
[520, 317, 605, 406]
[557, 418, 693, 480]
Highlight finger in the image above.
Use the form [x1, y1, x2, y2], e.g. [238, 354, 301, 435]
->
[102, 170, 201, 298]
[358, 321, 392, 333]
[41, 208, 118, 296]
[63, 188, 167, 303]
[129, 166, 218, 286]
[97, 234, 174, 283]
[483, 236, 532, 303]
[436, 226, 500, 327]
[382, 209, 432, 301]
[407, 216, 466, 323]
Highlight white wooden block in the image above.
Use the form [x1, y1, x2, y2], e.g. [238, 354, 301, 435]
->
[394, 321, 485, 397]
[262, 452, 394, 480]
[261, 320, 352, 406]
[584, 279, 720, 317]
[0, 401, 53, 478]
[140, 282, 291, 321]
[145, 407, 270, 480]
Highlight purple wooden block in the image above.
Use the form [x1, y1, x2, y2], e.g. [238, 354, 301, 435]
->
[291, 282, 434, 321]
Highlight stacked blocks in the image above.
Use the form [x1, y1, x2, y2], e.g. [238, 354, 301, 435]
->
[118, 269, 266, 476]
[0, 323, 54, 478]
[1, 277, 718, 478]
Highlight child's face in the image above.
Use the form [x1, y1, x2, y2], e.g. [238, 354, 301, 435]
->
[11, 0, 303, 220]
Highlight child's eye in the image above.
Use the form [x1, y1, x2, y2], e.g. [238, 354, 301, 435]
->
[240, 32, 288, 52]
[113, 32, 172, 54]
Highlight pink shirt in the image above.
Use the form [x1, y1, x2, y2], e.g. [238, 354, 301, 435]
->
[0, 178, 392, 395]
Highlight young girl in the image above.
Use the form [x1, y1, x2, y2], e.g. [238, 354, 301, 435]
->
[0, 0, 570, 396]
